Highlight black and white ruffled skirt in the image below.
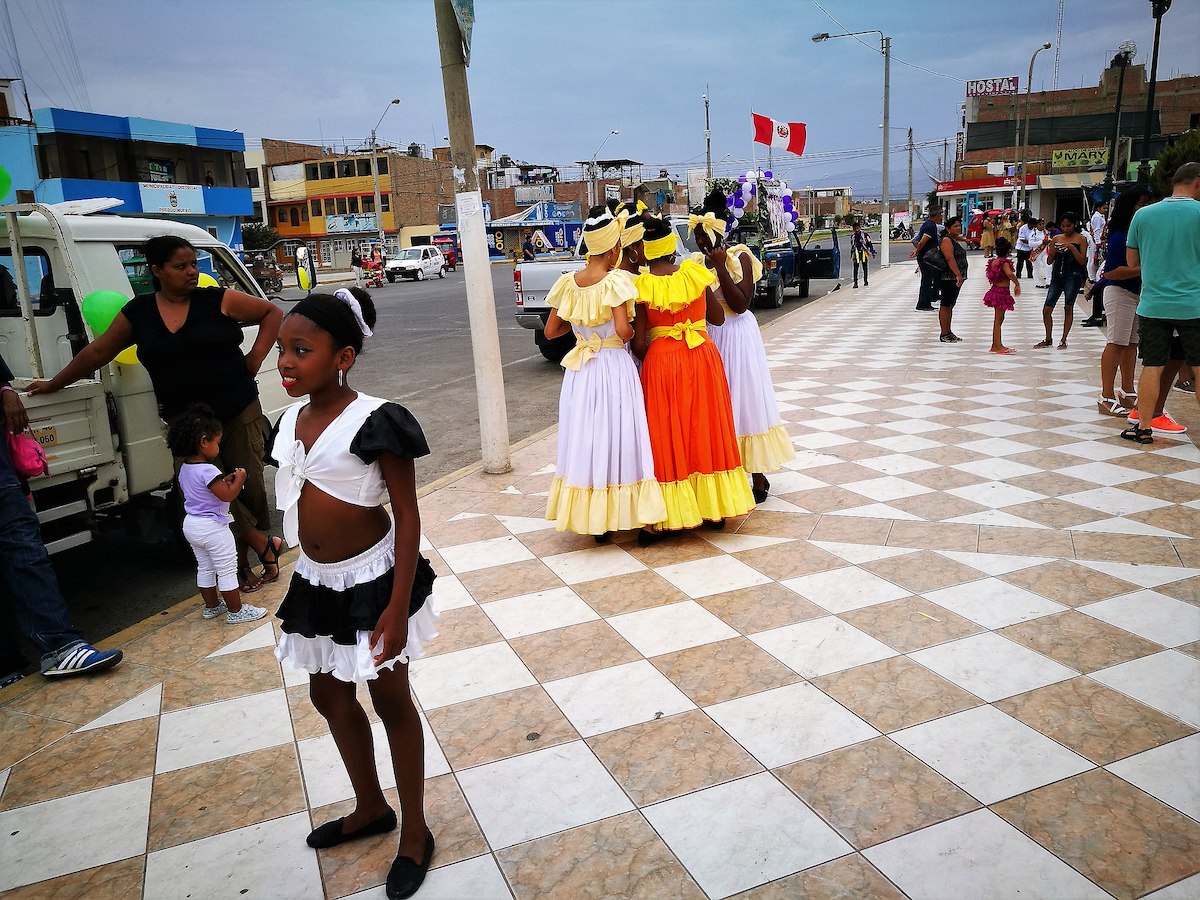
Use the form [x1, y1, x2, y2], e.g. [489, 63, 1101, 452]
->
[274, 527, 439, 683]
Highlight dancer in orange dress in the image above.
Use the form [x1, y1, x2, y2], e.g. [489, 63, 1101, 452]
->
[632, 217, 755, 535]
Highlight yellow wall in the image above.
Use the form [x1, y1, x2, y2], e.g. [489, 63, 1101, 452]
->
[400, 225, 441, 247]
[303, 173, 396, 235]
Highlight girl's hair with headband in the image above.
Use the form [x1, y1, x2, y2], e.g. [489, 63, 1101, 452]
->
[286, 287, 377, 354]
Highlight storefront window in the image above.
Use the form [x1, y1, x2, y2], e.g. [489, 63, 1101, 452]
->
[357, 159, 372, 177]
[336, 197, 348, 215]
[362, 196, 375, 214]
[319, 162, 335, 179]
[348, 196, 359, 214]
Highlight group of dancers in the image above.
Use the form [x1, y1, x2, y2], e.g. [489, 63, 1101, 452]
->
[544, 189, 796, 545]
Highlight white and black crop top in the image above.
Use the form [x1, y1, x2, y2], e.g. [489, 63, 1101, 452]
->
[271, 394, 429, 546]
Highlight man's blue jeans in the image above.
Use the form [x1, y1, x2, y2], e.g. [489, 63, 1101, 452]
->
[0, 484, 84, 669]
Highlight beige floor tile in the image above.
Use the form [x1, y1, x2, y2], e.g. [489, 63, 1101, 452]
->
[424, 548, 450, 577]
[468, 492, 549, 517]
[804, 462, 883, 486]
[623, 532, 725, 568]
[993, 769, 1200, 900]
[734, 541, 845, 581]
[1176, 640, 1200, 660]
[497, 810, 705, 899]
[998, 611, 1164, 673]
[1129, 504, 1200, 537]
[1006, 431, 1082, 450]
[819, 442, 894, 462]
[888, 492, 990, 522]
[808, 516, 894, 546]
[573, 569, 688, 617]
[1158, 576, 1200, 606]
[999, 560, 1140, 607]
[696, 582, 826, 634]
[421, 605, 503, 656]
[419, 488, 493, 526]
[1006, 471, 1103, 498]
[0, 718, 157, 810]
[423, 515, 508, 549]
[884, 521, 979, 552]
[285, 683, 330, 741]
[735, 509, 820, 539]
[650, 637, 802, 706]
[509, 619, 642, 682]
[996, 677, 1195, 765]
[1003, 498, 1107, 529]
[812, 656, 982, 732]
[586, 710, 761, 806]
[515, 472, 555, 494]
[121, 614, 248, 671]
[902, 469, 990, 493]
[1125, 476, 1200, 504]
[1006, 449, 1092, 472]
[1071, 532, 1183, 566]
[909, 445, 991, 468]
[0, 857, 144, 900]
[425, 685, 579, 769]
[0, 708, 73, 771]
[161, 646, 283, 712]
[4, 662, 165, 727]
[731, 854, 906, 899]
[1111, 451, 1200, 476]
[458, 558, 564, 602]
[775, 736, 978, 849]
[863, 550, 984, 593]
[148, 743, 306, 852]
[1174, 539, 1200, 569]
[518, 527, 605, 558]
[838, 596, 984, 653]
[781, 486, 875, 514]
[977, 526, 1075, 559]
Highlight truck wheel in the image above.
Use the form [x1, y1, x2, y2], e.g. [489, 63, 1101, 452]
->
[766, 280, 784, 308]
[798, 278, 811, 299]
[535, 329, 574, 363]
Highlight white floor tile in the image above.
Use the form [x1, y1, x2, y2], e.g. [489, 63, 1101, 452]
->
[951, 458, 1043, 481]
[495, 514, 555, 535]
[706, 682, 879, 768]
[1080, 590, 1200, 647]
[1068, 517, 1186, 538]
[910, 632, 1077, 702]
[763, 471, 829, 493]
[786, 450, 849, 470]
[1054, 461, 1152, 486]
[891, 706, 1093, 805]
[854, 454, 940, 476]
[1090, 651, 1200, 727]
[935, 550, 1044, 576]
[699, 531, 793, 553]
[946, 509, 1050, 529]
[542, 544, 646, 585]
[1060, 486, 1172, 517]
[808, 542, 917, 564]
[864, 808, 1109, 900]
[543, 660, 694, 737]
[409, 642, 536, 710]
[1107, 734, 1200, 821]
[0, 777, 152, 892]
[782, 566, 911, 613]
[1052, 440, 1140, 461]
[430, 574, 476, 611]
[644, 773, 851, 898]
[144, 811, 323, 899]
[608, 600, 738, 657]
[867, 434, 944, 453]
[1074, 561, 1200, 588]
[751, 616, 898, 678]
[481, 586, 598, 639]
[946, 481, 1048, 509]
[841, 476, 933, 502]
[208, 622, 277, 658]
[438, 535, 535, 574]
[826, 503, 924, 521]
[456, 741, 633, 848]
[1143, 872, 1200, 899]
[155, 689, 293, 774]
[656, 555, 772, 599]
[955, 438, 1038, 458]
[922, 578, 1067, 629]
[77, 683, 163, 732]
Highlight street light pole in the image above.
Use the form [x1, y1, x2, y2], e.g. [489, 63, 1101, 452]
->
[1017, 43, 1053, 216]
[1136, 0, 1171, 187]
[812, 29, 891, 266]
[703, 88, 712, 180]
[1102, 43, 1136, 202]
[589, 129, 618, 208]
[907, 127, 914, 225]
[369, 99, 400, 248]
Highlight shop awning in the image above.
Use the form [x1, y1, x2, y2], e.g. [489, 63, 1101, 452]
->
[1037, 173, 1104, 190]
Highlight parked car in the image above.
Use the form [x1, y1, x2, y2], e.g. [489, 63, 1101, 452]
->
[385, 246, 446, 281]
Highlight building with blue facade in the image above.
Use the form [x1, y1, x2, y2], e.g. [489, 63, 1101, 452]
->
[0, 107, 252, 247]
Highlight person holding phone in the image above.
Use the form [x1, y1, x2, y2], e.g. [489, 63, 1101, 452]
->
[1035, 213, 1088, 350]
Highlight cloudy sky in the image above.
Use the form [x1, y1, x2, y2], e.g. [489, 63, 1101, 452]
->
[4, 0, 1197, 198]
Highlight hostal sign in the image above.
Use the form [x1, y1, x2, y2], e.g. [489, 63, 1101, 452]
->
[966, 76, 1018, 97]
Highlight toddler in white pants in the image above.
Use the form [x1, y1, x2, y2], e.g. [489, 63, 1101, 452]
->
[168, 405, 267, 625]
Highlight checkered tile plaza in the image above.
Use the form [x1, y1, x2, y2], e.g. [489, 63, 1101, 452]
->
[2, 262, 1198, 899]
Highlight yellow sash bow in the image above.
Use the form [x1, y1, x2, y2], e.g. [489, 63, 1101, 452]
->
[561, 332, 626, 370]
[649, 319, 708, 349]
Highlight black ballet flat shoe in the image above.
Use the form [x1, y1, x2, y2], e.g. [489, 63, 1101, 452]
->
[752, 488, 769, 503]
[706, 519, 727, 531]
[594, 532, 612, 544]
[307, 808, 397, 849]
[387, 829, 435, 900]
[637, 528, 666, 547]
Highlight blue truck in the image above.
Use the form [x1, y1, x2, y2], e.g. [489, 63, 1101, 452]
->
[742, 224, 842, 308]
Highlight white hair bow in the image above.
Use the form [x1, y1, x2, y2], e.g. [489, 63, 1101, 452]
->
[334, 288, 373, 337]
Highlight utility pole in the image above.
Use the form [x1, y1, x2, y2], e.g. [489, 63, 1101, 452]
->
[369, 99, 400, 249]
[907, 127, 913, 224]
[880, 35, 891, 268]
[1137, 0, 1172, 187]
[943, 139, 949, 183]
[434, 0, 511, 473]
[703, 87, 712, 180]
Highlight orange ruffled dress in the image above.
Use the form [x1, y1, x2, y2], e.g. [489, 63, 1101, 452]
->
[636, 258, 756, 529]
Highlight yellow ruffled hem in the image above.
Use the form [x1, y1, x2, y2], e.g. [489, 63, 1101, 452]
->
[546, 477, 667, 535]
[635, 258, 716, 313]
[738, 425, 796, 474]
[659, 468, 756, 530]
[546, 270, 638, 327]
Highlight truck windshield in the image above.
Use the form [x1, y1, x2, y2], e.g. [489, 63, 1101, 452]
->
[116, 245, 263, 303]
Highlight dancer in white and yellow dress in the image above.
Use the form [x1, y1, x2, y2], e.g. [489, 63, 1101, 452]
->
[691, 189, 795, 501]
[544, 208, 666, 540]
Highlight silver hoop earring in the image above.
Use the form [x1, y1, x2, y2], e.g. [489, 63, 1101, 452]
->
[337, 369, 344, 387]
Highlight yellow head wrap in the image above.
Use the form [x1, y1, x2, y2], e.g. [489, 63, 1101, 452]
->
[620, 216, 646, 248]
[642, 232, 677, 260]
[582, 215, 621, 257]
[688, 212, 727, 246]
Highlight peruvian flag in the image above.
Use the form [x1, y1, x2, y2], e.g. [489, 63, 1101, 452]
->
[751, 113, 806, 157]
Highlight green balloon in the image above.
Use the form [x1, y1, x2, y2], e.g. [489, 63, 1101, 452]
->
[0, 166, 10, 202]
[81, 290, 130, 336]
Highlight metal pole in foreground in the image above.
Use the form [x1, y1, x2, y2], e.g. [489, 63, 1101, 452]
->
[434, 0, 511, 473]
[1136, 0, 1171, 187]
[907, 127, 913, 225]
[880, 35, 891, 268]
[1018, 43, 1052, 216]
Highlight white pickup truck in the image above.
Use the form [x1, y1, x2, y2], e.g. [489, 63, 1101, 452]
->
[513, 216, 694, 362]
[1, 200, 289, 553]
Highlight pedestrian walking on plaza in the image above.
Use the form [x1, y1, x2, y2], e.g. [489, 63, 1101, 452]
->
[1088, 199, 1109, 283]
[541, 208, 665, 544]
[272, 288, 438, 898]
[933, 216, 968, 343]
[1035, 213, 1088, 349]
[1095, 187, 1152, 418]
[1031, 218, 1050, 288]
[1121, 162, 1200, 444]
[166, 404, 268, 625]
[909, 207, 944, 311]
[351, 247, 364, 288]
[980, 215, 996, 258]
[1014, 217, 1036, 279]
[1, 354, 124, 686]
[984, 237, 1021, 355]
[849, 220, 876, 288]
[997, 213, 1016, 248]
[633, 216, 755, 532]
[693, 190, 795, 503]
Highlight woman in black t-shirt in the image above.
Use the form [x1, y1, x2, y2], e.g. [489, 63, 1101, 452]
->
[30, 236, 284, 591]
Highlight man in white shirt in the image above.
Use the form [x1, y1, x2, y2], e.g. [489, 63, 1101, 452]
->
[1088, 200, 1108, 281]
[1014, 218, 1036, 279]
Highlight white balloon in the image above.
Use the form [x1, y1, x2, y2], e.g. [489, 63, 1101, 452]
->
[786, 221, 796, 232]
[746, 170, 756, 181]
[732, 206, 745, 218]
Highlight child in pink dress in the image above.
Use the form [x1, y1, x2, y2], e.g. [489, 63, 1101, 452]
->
[983, 237, 1021, 355]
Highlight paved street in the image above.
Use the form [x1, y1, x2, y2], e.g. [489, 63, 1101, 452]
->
[54, 263, 846, 645]
[4, 260, 1197, 899]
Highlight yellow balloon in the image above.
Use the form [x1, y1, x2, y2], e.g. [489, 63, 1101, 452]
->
[298, 268, 311, 291]
[197, 273, 219, 288]
[115, 345, 139, 366]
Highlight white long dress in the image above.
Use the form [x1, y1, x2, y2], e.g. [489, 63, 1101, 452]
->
[545, 270, 666, 534]
[705, 247, 796, 474]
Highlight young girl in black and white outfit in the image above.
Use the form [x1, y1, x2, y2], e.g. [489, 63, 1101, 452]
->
[272, 287, 438, 899]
